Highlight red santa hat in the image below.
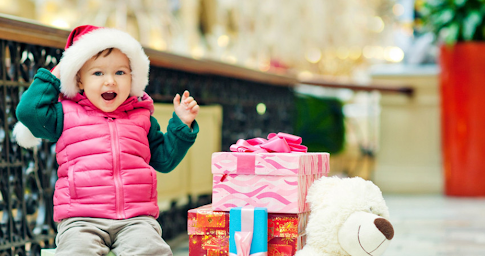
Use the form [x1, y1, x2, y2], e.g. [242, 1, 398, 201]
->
[60, 25, 150, 98]
[13, 25, 150, 148]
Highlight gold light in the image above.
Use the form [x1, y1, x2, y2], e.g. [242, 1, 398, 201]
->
[149, 38, 167, 51]
[393, 4, 405, 16]
[258, 59, 271, 72]
[256, 103, 266, 115]
[297, 71, 313, 80]
[0, 0, 16, 12]
[385, 46, 404, 62]
[305, 48, 322, 63]
[369, 16, 385, 33]
[349, 46, 362, 60]
[225, 55, 238, 64]
[217, 35, 230, 47]
[51, 19, 70, 29]
[191, 46, 205, 59]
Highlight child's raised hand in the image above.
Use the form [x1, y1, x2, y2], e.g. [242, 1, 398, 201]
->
[173, 90, 199, 127]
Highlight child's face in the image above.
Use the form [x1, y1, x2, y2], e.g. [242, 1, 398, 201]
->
[78, 48, 132, 113]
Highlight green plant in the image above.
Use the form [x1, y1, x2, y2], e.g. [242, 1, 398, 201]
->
[294, 94, 345, 154]
[419, 0, 485, 44]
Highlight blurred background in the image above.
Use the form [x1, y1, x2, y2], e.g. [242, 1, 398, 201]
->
[0, 0, 421, 74]
[1, 0, 485, 255]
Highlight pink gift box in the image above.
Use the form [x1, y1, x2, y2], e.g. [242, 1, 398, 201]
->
[212, 152, 329, 213]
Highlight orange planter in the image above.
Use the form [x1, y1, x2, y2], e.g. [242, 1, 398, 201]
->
[440, 43, 485, 196]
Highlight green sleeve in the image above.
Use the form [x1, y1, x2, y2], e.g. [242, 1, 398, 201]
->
[15, 68, 64, 142]
[148, 112, 199, 173]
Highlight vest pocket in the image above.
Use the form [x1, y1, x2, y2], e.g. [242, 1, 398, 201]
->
[68, 165, 77, 199]
[150, 168, 157, 199]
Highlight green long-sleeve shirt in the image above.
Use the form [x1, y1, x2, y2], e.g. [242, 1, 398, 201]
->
[16, 68, 198, 173]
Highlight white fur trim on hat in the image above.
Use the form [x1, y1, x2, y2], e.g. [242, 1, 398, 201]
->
[13, 122, 42, 148]
[59, 28, 150, 98]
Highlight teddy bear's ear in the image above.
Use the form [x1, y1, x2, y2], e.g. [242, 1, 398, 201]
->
[307, 176, 342, 208]
[364, 179, 391, 219]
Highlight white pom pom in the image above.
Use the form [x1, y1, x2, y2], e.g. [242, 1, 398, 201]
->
[13, 122, 42, 148]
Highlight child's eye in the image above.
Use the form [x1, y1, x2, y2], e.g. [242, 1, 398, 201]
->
[93, 71, 103, 76]
[115, 70, 125, 75]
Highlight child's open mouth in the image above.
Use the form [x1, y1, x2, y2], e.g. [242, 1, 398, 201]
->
[102, 92, 117, 100]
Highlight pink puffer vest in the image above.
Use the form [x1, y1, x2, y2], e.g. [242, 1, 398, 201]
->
[53, 93, 159, 222]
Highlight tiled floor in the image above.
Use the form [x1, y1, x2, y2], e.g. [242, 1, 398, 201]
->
[384, 194, 485, 256]
[171, 194, 485, 256]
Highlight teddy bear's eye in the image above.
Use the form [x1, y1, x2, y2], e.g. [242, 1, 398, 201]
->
[370, 207, 383, 216]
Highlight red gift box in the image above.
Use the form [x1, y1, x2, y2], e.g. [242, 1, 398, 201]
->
[188, 205, 307, 256]
[188, 205, 229, 256]
[268, 213, 307, 256]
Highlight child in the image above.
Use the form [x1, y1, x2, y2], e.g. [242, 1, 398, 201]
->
[14, 25, 199, 256]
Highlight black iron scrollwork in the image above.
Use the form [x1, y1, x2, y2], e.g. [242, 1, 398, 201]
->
[1, 40, 60, 255]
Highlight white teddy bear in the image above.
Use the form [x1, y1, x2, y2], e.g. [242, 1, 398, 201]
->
[296, 176, 394, 256]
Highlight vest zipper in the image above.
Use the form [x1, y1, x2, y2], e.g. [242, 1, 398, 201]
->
[108, 117, 126, 219]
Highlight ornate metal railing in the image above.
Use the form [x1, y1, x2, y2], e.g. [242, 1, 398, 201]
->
[0, 36, 62, 255]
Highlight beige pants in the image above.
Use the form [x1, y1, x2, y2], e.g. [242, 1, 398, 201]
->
[55, 216, 173, 256]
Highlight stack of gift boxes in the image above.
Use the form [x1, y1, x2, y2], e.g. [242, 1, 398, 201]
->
[187, 133, 330, 256]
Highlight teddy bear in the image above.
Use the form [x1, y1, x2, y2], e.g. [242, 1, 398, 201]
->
[295, 176, 394, 256]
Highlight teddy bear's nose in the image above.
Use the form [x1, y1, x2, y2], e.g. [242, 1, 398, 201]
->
[374, 218, 394, 240]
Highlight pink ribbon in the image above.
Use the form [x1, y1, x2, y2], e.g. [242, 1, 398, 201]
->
[235, 207, 255, 256]
[230, 132, 307, 153]
[235, 232, 253, 256]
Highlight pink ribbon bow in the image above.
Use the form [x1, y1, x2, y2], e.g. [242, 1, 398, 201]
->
[230, 132, 307, 153]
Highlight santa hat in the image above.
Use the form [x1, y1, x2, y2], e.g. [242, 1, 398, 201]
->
[60, 25, 150, 98]
[14, 25, 150, 148]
